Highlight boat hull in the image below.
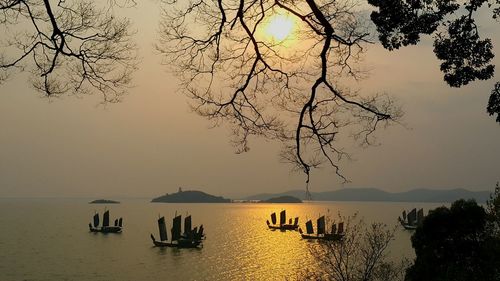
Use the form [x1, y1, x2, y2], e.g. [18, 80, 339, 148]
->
[89, 226, 122, 233]
[300, 233, 343, 241]
[401, 224, 418, 230]
[152, 239, 202, 248]
[267, 224, 298, 231]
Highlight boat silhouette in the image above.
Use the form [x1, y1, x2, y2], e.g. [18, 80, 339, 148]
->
[299, 215, 344, 241]
[398, 208, 424, 230]
[150, 213, 204, 248]
[88, 210, 122, 233]
[266, 210, 299, 231]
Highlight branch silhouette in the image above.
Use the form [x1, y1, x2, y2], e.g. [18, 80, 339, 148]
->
[158, 0, 402, 182]
[0, 0, 138, 102]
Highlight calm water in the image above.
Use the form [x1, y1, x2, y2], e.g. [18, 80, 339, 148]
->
[0, 199, 445, 281]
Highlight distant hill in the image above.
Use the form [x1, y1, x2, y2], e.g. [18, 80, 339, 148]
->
[261, 196, 302, 203]
[244, 190, 308, 201]
[89, 199, 120, 204]
[151, 190, 231, 203]
[242, 188, 491, 203]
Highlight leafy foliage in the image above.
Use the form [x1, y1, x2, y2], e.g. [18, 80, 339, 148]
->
[369, 0, 500, 122]
[433, 16, 494, 87]
[368, 0, 459, 50]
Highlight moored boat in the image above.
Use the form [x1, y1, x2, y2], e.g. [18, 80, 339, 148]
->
[150, 213, 204, 248]
[266, 210, 299, 231]
[88, 210, 123, 233]
[299, 216, 344, 241]
[398, 208, 424, 230]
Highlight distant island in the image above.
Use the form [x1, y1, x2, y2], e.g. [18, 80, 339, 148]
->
[89, 199, 120, 204]
[151, 188, 231, 203]
[243, 188, 491, 203]
[261, 196, 302, 203]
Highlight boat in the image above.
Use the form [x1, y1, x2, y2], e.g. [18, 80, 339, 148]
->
[398, 208, 424, 230]
[88, 210, 123, 233]
[266, 210, 299, 231]
[150, 213, 205, 248]
[299, 215, 344, 241]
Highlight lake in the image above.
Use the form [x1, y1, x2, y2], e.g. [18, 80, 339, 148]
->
[0, 199, 445, 281]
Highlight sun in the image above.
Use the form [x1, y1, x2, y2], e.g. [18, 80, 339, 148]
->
[264, 13, 296, 42]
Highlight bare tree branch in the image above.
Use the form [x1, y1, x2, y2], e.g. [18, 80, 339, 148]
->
[158, 0, 403, 183]
[0, 0, 138, 101]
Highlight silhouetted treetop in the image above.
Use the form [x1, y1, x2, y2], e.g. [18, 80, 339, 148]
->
[0, 0, 138, 101]
[406, 199, 500, 281]
[369, 0, 500, 122]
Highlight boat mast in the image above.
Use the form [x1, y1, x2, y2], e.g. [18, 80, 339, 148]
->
[171, 215, 182, 241]
[279, 210, 286, 226]
[317, 216, 325, 236]
[271, 212, 277, 225]
[93, 213, 99, 228]
[103, 210, 110, 227]
[184, 215, 192, 236]
[158, 216, 168, 242]
[305, 220, 314, 234]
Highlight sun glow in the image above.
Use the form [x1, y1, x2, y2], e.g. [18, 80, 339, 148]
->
[263, 13, 296, 42]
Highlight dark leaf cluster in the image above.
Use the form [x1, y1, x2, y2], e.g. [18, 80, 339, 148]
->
[368, 0, 459, 50]
[487, 83, 500, 122]
[369, 0, 500, 123]
[434, 16, 494, 87]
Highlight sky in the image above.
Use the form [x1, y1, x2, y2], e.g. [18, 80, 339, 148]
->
[0, 1, 499, 199]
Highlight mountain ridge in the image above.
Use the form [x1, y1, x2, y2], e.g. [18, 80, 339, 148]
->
[242, 188, 491, 203]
